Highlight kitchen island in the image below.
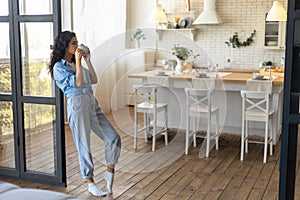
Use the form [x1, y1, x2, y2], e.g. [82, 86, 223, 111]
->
[129, 70, 284, 145]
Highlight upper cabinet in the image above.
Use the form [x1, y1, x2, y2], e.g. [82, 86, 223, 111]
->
[263, 13, 286, 50]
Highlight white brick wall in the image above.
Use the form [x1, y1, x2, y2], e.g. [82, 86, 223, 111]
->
[127, 0, 287, 69]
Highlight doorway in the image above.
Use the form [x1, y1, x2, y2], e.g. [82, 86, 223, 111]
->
[0, 0, 65, 186]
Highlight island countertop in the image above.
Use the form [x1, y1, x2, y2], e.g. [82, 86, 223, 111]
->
[128, 70, 284, 85]
[128, 69, 284, 145]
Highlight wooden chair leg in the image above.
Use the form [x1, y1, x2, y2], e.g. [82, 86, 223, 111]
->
[193, 117, 197, 147]
[185, 114, 190, 154]
[263, 121, 268, 163]
[216, 112, 219, 150]
[134, 108, 138, 149]
[144, 113, 149, 143]
[152, 114, 156, 152]
[245, 120, 248, 153]
[241, 118, 245, 161]
[206, 118, 211, 158]
[270, 118, 273, 156]
[164, 107, 168, 146]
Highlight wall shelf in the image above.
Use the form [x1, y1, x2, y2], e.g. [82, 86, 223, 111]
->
[156, 28, 197, 41]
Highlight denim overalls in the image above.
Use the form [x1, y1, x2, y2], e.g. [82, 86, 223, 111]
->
[53, 59, 121, 179]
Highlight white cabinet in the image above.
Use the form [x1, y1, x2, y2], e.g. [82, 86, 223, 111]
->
[263, 14, 286, 50]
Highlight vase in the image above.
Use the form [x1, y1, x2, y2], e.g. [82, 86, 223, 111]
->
[135, 40, 140, 48]
[176, 59, 186, 73]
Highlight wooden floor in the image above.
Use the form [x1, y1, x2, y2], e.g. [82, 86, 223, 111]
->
[1, 107, 300, 200]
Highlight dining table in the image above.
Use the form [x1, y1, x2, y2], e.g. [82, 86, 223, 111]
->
[128, 69, 284, 145]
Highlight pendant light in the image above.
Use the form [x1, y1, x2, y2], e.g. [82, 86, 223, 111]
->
[193, 0, 223, 25]
[149, 4, 167, 23]
[266, 1, 287, 21]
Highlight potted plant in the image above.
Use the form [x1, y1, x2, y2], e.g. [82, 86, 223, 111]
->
[171, 44, 192, 73]
[130, 28, 146, 48]
[262, 60, 273, 78]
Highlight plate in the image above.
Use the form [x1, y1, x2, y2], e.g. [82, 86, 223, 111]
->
[254, 75, 264, 79]
[266, 41, 278, 46]
[194, 67, 208, 70]
[195, 75, 209, 78]
[252, 77, 269, 80]
[184, 17, 192, 28]
[179, 19, 186, 28]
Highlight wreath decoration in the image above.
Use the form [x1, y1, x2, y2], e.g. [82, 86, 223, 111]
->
[225, 30, 256, 48]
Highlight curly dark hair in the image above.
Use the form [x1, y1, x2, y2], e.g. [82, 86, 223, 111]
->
[48, 31, 76, 78]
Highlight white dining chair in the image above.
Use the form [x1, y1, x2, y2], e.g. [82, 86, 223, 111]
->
[240, 90, 274, 163]
[185, 78, 219, 157]
[133, 84, 168, 151]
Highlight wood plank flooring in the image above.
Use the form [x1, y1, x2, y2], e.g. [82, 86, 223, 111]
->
[0, 106, 299, 199]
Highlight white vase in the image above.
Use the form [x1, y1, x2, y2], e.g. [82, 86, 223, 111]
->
[135, 40, 140, 48]
[176, 59, 186, 73]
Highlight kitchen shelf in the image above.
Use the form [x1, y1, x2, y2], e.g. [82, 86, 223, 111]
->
[156, 28, 197, 41]
[265, 35, 279, 37]
[155, 10, 198, 41]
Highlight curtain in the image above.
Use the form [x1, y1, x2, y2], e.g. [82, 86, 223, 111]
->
[72, 0, 126, 51]
[70, 0, 128, 113]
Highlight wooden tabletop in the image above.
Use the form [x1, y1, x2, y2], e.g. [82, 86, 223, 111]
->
[128, 70, 284, 85]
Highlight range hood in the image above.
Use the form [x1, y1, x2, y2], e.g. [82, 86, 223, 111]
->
[193, 0, 223, 25]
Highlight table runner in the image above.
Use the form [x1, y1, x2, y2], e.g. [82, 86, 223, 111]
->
[147, 75, 169, 87]
[246, 79, 273, 92]
[192, 78, 216, 90]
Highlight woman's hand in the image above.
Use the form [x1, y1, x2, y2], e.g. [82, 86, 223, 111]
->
[81, 47, 97, 84]
[82, 47, 91, 63]
[74, 48, 84, 86]
[75, 48, 84, 64]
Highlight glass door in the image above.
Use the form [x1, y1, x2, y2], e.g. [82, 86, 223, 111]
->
[0, 0, 66, 186]
[0, 3, 15, 175]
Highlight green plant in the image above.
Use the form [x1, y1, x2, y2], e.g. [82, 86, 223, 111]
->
[130, 29, 146, 43]
[263, 61, 273, 66]
[171, 44, 193, 60]
[225, 30, 256, 48]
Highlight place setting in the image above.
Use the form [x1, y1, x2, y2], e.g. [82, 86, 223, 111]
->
[251, 73, 276, 81]
[154, 71, 169, 76]
[194, 72, 210, 78]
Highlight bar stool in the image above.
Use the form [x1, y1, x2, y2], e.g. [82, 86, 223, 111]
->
[185, 78, 219, 157]
[240, 90, 274, 163]
[133, 84, 168, 151]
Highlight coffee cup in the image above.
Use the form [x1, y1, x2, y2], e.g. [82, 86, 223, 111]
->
[199, 72, 207, 77]
[256, 75, 264, 79]
[78, 44, 89, 55]
[157, 71, 165, 76]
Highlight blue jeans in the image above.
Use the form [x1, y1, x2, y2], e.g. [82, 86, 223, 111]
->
[67, 91, 121, 179]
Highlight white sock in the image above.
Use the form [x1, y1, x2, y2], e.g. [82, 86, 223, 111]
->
[104, 171, 114, 194]
[88, 182, 106, 196]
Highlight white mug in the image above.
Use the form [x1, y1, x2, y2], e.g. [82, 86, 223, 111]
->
[78, 44, 89, 55]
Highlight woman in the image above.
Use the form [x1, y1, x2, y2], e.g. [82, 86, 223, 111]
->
[49, 31, 121, 196]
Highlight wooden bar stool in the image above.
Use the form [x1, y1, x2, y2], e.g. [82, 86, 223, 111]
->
[133, 84, 168, 151]
[185, 78, 219, 157]
[240, 90, 274, 163]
